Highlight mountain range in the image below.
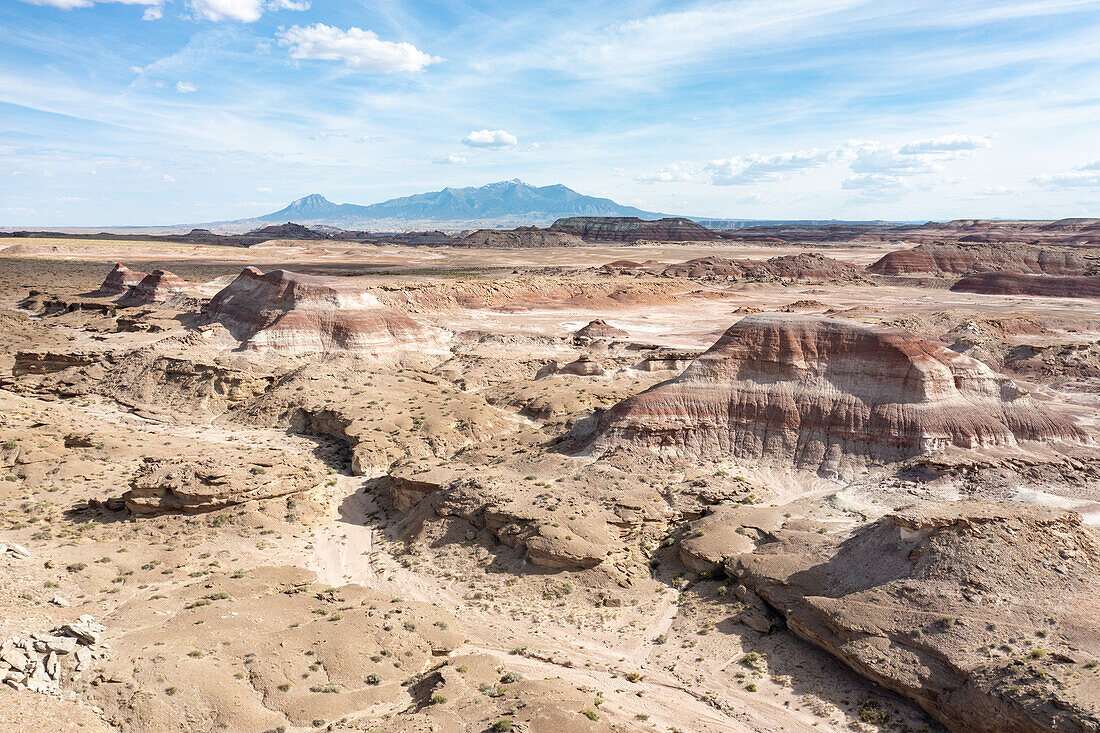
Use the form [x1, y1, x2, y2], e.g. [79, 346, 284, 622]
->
[225, 180, 667, 231]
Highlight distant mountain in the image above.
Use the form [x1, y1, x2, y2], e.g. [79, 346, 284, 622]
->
[246, 180, 667, 230]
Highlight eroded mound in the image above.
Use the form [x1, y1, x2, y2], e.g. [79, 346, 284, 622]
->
[459, 227, 587, 248]
[950, 271, 1100, 299]
[205, 267, 436, 354]
[550, 216, 720, 242]
[96, 263, 147, 295]
[590, 314, 1084, 475]
[732, 501, 1100, 733]
[661, 253, 867, 282]
[574, 318, 628, 341]
[867, 242, 1096, 276]
[116, 269, 190, 306]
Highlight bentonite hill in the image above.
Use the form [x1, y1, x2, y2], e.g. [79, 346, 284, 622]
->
[1, 216, 1098, 733]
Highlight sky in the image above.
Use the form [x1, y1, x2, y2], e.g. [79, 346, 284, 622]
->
[2, 0, 1100, 226]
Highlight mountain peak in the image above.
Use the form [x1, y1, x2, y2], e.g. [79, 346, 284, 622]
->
[256, 181, 668, 226]
[291, 193, 332, 206]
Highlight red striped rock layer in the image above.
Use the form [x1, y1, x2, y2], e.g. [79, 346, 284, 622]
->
[950, 272, 1100, 299]
[117, 269, 191, 306]
[205, 267, 432, 354]
[97, 263, 147, 295]
[591, 314, 1084, 475]
[867, 243, 1095, 276]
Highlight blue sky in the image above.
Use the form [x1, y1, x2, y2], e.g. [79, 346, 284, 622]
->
[2, 0, 1100, 225]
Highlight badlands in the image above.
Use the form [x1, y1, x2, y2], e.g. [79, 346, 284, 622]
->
[0, 224, 1099, 733]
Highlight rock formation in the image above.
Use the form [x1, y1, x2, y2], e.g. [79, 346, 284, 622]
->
[950, 272, 1100, 299]
[205, 267, 435, 354]
[116, 269, 191, 306]
[590, 314, 1084, 475]
[867, 243, 1096, 276]
[732, 501, 1100, 733]
[123, 455, 316, 514]
[660, 253, 866, 282]
[573, 319, 628, 342]
[458, 227, 587, 248]
[716, 218, 1100, 246]
[550, 216, 720, 243]
[96, 263, 147, 295]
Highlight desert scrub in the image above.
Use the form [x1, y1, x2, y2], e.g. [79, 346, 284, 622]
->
[491, 721, 513, 732]
[365, 673, 381, 685]
[581, 709, 600, 721]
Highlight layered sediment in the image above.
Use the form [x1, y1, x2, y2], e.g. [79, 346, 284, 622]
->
[590, 314, 1084, 475]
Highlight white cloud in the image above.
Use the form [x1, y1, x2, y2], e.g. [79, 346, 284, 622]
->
[432, 154, 467, 165]
[189, 0, 263, 21]
[461, 129, 518, 148]
[141, 5, 161, 19]
[897, 134, 992, 154]
[162, 174, 176, 182]
[130, 66, 145, 74]
[638, 147, 838, 185]
[256, 186, 272, 193]
[706, 148, 838, 185]
[176, 81, 197, 93]
[1033, 161, 1100, 188]
[268, 0, 308, 9]
[849, 135, 991, 176]
[278, 24, 440, 72]
[636, 163, 695, 183]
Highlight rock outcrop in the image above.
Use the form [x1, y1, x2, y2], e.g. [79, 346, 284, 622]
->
[458, 227, 587, 248]
[123, 455, 316, 514]
[116, 269, 191, 306]
[574, 319, 628, 342]
[950, 272, 1100, 299]
[550, 217, 720, 243]
[661, 253, 866, 282]
[732, 501, 1100, 733]
[96, 264, 148, 295]
[205, 267, 435, 354]
[590, 314, 1084, 475]
[867, 243, 1096, 276]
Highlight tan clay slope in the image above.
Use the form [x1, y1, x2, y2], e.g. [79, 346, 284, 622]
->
[733, 501, 1100, 733]
[205, 266, 437, 354]
[590, 314, 1085, 475]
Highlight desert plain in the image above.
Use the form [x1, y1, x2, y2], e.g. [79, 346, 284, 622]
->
[1, 224, 1098, 733]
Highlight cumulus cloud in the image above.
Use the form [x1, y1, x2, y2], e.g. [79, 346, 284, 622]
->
[848, 135, 991, 176]
[461, 129, 518, 148]
[278, 24, 440, 72]
[432, 154, 467, 165]
[897, 135, 992, 155]
[1033, 161, 1100, 188]
[706, 148, 837, 185]
[190, 0, 263, 22]
[141, 5, 161, 19]
[635, 163, 695, 183]
[176, 81, 197, 93]
[186, 0, 307, 22]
